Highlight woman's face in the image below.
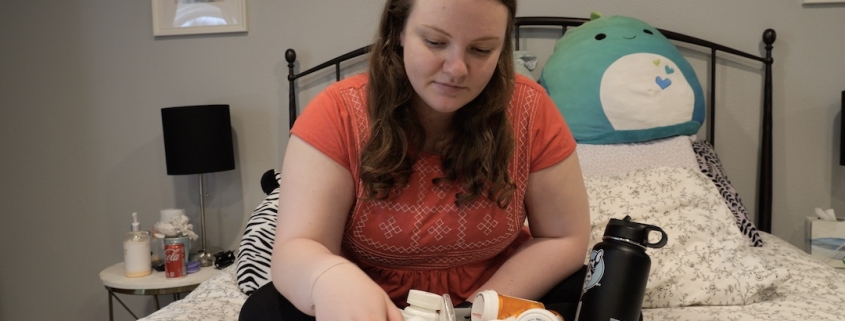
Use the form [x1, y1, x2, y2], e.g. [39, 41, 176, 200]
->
[400, 0, 508, 118]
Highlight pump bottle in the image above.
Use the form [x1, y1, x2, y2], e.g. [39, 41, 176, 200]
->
[124, 212, 152, 277]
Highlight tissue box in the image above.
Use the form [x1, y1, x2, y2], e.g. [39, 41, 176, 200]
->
[805, 217, 845, 268]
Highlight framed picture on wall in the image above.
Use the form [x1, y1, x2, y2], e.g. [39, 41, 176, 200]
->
[152, 0, 248, 36]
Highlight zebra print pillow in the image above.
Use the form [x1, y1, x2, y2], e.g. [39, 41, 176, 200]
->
[691, 141, 763, 247]
[236, 170, 280, 295]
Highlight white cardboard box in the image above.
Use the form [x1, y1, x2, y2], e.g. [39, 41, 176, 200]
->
[805, 217, 845, 268]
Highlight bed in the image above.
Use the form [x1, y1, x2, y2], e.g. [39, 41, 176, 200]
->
[139, 16, 845, 321]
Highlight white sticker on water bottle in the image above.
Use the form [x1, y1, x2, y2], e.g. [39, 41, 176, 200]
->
[583, 249, 606, 293]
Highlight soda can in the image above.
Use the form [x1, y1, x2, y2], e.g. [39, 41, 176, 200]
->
[164, 237, 187, 278]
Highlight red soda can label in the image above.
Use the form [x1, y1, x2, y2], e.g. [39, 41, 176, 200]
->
[164, 242, 186, 278]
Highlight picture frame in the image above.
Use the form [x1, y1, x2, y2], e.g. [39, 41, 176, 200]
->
[152, 0, 248, 36]
[803, 0, 845, 3]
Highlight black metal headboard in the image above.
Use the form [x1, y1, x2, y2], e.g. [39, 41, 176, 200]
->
[284, 16, 776, 233]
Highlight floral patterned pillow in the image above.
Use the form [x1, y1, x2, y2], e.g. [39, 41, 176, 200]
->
[691, 140, 763, 247]
[584, 166, 788, 308]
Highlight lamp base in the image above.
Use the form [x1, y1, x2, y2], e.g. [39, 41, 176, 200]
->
[196, 250, 215, 267]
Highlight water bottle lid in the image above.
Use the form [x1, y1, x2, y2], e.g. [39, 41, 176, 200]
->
[603, 216, 668, 249]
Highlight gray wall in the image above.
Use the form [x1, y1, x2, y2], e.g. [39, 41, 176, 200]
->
[1, 1, 844, 320]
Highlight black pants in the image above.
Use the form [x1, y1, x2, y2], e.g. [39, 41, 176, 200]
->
[239, 266, 587, 321]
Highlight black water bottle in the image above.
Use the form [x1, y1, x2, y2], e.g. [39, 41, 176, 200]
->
[575, 216, 668, 321]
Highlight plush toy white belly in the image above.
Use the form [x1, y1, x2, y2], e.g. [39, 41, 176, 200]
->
[599, 53, 695, 130]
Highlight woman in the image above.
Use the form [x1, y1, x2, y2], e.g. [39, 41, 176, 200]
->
[239, 0, 590, 320]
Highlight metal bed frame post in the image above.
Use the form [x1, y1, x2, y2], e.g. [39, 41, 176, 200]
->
[758, 29, 777, 233]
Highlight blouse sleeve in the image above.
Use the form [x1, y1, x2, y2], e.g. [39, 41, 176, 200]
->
[289, 85, 354, 171]
[529, 90, 577, 172]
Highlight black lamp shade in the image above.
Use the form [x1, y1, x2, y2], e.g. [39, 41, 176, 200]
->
[162, 105, 235, 175]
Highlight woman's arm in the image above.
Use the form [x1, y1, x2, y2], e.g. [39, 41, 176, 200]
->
[271, 136, 404, 321]
[470, 151, 590, 301]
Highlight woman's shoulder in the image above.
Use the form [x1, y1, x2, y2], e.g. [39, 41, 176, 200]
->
[308, 73, 369, 115]
[298, 73, 370, 127]
[513, 73, 546, 95]
[510, 73, 554, 114]
[325, 73, 369, 93]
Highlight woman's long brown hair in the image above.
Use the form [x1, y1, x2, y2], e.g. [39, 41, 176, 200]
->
[361, 0, 517, 208]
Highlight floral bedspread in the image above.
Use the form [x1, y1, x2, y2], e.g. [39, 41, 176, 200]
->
[140, 265, 246, 321]
[643, 233, 845, 321]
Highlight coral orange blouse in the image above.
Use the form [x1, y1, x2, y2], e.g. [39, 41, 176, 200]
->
[290, 73, 575, 306]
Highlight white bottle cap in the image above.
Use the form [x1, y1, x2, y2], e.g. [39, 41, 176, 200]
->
[471, 290, 500, 321]
[407, 289, 443, 311]
[515, 308, 561, 321]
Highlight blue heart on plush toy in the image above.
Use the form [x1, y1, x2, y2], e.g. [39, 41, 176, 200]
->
[539, 12, 705, 144]
[656, 76, 672, 89]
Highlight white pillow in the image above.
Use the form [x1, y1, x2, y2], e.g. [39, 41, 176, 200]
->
[584, 166, 788, 308]
[576, 135, 698, 178]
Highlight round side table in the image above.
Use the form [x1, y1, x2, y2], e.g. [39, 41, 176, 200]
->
[99, 262, 217, 321]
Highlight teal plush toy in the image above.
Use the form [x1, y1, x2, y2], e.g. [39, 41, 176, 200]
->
[540, 12, 705, 144]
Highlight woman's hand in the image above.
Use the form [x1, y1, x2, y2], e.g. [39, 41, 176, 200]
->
[311, 263, 405, 321]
